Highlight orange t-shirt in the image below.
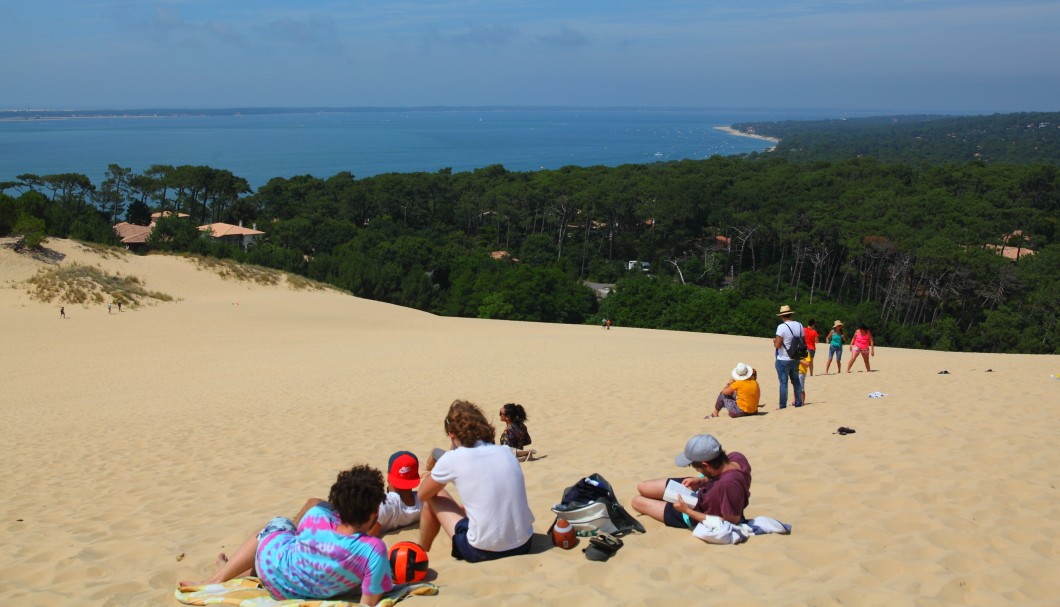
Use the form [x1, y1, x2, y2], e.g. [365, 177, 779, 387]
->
[804, 326, 819, 351]
[731, 378, 760, 414]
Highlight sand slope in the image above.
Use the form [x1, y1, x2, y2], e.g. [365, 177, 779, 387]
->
[2, 239, 1058, 607]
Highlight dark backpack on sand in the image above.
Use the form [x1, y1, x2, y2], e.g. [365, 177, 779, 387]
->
[550, 473, 645, 537]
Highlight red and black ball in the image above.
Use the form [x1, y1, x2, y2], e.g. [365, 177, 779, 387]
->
[388, 541, 429, 584]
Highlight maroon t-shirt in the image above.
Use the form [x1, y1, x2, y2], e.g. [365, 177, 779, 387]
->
[694, 452, 751, 521]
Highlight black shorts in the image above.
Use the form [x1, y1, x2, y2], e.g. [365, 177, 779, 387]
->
[661, 478, 696, 529]
[450, 518, 533, 563]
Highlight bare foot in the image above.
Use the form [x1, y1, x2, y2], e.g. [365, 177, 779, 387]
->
[178, 552, 231, 588]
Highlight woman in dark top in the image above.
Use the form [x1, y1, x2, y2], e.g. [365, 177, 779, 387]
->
[498, 403, 536, 462]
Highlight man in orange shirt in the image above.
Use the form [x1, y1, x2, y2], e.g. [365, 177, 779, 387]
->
[804, 319, 820, 376]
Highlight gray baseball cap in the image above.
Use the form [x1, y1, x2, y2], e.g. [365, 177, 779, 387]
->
[675, 434, 722, 466]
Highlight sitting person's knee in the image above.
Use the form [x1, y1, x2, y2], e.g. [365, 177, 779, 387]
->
[631, 495, 649, 514]
[635, 480, 655, 497]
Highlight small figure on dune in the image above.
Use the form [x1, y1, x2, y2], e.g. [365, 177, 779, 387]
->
[804, 318, 819, 376]
[498, 402, 536, 462]
[60, 306, 65, 319]
[824, 320, 845, 374]
[847, 324, 875, 373]
[709, 363, 759, 418]
[773, 305, 805, 409]
[117, 301, 122, 312]
[796, 352, 812, 405]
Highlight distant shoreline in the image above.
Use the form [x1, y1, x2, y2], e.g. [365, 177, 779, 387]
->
[715, 125, 780, 149]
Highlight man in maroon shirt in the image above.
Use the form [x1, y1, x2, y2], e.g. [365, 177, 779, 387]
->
[632, 434, 751, 529]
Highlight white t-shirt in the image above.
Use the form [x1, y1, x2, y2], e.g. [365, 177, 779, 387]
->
[377, 491, 422, 532]
[775, 320, 804, 361]
[431, 441, 535, 552]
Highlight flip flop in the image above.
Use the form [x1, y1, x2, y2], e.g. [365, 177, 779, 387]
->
[836, 427, 856, 435]
[583, 532, 624, 561]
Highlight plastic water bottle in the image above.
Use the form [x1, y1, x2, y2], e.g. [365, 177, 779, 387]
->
[553, 518, 575, 549]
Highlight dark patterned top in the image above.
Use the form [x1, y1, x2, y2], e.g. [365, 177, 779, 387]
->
[500, 422, 531, 449]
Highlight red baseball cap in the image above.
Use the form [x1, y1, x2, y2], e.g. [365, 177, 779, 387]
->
[387, 451, 421, 490]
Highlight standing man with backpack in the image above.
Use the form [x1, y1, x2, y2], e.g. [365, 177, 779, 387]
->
[773, 305, 805, 409]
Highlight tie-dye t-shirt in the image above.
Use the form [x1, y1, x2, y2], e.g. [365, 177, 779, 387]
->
[255, 504, 393, 600]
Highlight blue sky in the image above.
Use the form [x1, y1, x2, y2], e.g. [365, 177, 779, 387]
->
[2, 1, 1057, 113]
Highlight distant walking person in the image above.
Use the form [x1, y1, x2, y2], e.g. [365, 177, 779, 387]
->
[824, 321, 845, 374]
[773, 305, 804, 409]
[107, 303, 112, 314]
[846, 324, 875, 373]
[804, 319, 820, 376]
[60, 306, 66, 319]
[117, 301, 122, 312]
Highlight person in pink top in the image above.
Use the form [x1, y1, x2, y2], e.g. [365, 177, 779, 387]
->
[846, 324, 875, 373]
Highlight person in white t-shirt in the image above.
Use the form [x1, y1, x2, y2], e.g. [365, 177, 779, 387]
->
[418, 400, 535, 563]
[773, 304, 805, 409]
[369, 451, 422, 536]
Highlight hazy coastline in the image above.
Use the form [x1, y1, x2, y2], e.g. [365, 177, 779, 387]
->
[714, 125, 781, 148]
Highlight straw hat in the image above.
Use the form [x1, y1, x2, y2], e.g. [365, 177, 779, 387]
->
[832, 320, 844, 328]
[777, 305, 794, 317]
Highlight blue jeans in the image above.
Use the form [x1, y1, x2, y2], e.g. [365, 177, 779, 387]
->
[775, 359, 802, 408]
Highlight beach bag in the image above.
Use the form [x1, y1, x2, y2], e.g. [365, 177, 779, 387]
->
[553, 501, 616, 535]
[550, 473, 645, 537]
[784, 324, 808, 360]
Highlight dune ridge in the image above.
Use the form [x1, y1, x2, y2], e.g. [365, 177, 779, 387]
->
[2, 238, 1057, 606]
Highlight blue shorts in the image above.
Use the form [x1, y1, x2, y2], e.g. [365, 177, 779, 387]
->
[257, 517, 296, 541]
[808, 349, 816, 359]
[451, 518, 533, 563]
[828, 345, 843, 361]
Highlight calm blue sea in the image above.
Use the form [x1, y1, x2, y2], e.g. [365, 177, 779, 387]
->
[0, 108, 834, 190]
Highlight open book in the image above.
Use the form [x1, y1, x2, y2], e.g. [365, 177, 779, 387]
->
[663, 479, 698, 507]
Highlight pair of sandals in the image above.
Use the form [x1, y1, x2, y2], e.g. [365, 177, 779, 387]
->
[583, 532, 623, 561]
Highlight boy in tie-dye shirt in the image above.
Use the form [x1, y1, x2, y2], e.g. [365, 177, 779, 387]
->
[180, 465, 393, 605]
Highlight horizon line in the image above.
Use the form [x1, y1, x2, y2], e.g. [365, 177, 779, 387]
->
[1, 104, 1025, 117]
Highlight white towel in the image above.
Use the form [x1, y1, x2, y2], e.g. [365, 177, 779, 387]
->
[691, 515, 791, 545]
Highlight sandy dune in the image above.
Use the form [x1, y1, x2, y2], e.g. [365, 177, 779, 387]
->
[2, 238, 1058, 607]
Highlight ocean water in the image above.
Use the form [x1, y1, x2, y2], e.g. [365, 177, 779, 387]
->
[0, 108, 824, 189]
